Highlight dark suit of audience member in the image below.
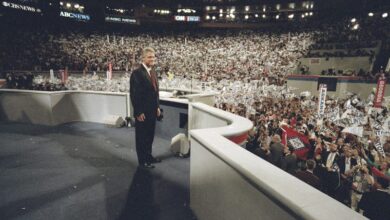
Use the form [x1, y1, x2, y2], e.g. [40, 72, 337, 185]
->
[358, 178, 390, 220]
[130, 48, 160, 168]
[269, 135, 284, 168]
[295, 159, 322, 190]
[281, 146, 297, 174]
[320, 147, 340, 198]
[337, 154, 357, 203]
[245, 132, 260, 154]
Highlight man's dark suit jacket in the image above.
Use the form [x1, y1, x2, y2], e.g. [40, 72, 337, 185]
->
[358, 190, 390, 220]
[337, 156, 357, 175]
[321, 151, 340, 170]
[320, 151, 340, 191]
[295, 170, 322, 190]
[130, 65, 159, 118]
[270, 142, 284, 168]
[281, 154, 297, 174]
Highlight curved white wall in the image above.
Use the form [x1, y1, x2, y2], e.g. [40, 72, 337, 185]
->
[189, 102, 366, 220]
[0, 89, 129, 125]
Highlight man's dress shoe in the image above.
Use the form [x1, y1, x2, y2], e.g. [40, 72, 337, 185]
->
[140, 163, 155, 169]
[150, 157, 162, 163]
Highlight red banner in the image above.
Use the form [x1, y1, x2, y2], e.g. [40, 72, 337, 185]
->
[281, 125, 310, 160]
[373, 77, 386, 108]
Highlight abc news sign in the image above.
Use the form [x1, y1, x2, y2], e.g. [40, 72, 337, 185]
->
[60, 11, 90, 21]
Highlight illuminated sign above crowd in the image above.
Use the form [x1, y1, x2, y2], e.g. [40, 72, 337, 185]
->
[105, 16, 138, 24]
[60, 11, 90, 21]
[174, 15, 201, 22]
[2, 1, 41, 13]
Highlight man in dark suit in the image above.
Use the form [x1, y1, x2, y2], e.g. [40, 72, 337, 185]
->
[320, 143, 340, 198]
[295, 159, 322, 190]
[281, 146, 297, 174]
[130, 47, 161, 169]
[358, 177, 390, 220]
[270, 134, 284, 168]
[337, 147, 358, 203]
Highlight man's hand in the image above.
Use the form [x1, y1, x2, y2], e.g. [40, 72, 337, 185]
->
[157, 108, 161, 117]
[137, 113, 146, 122]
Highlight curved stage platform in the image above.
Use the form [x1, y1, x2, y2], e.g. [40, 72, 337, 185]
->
[0, 122, 195, 220]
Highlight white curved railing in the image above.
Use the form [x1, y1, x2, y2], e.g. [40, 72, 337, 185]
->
[189, 102, 365, 220]
[0, 89, 215, 127]
[0, 89, 129, 125]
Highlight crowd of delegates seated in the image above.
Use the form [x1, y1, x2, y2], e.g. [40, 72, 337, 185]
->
[0, 27, 313, 82]
[1, 14, 389, 78]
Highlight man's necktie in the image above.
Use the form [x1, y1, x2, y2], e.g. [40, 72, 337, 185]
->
[150, 71, 157, 91]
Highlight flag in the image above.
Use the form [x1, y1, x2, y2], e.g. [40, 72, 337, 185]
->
[281, 125, 310, 160]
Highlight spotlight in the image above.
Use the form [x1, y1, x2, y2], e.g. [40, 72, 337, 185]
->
[276, 14, 280, 19]
[262, 14, 266, 19]
[255, 14, 258, 18]
[245, 15, 249, 19]
[74, 4, 79, 9]
[351, 18, 356, 23]
[382, 12, 388, 18]
[368, 12, 374, 17]
[206, 15, 210, 20]
[288, 14, 294, 19]
[352, 23, 359, 30]
[66, 3, 71, 8]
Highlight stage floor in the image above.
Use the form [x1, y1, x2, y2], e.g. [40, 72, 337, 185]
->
[0, 122, 195, 220]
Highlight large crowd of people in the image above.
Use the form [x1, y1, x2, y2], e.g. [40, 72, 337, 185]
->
[1, 13, 390, 218]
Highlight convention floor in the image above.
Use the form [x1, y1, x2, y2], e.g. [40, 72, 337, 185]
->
[0, 122, 195, 220]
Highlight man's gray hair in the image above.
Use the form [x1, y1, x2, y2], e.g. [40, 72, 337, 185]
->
[142, 47, 155, 57]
